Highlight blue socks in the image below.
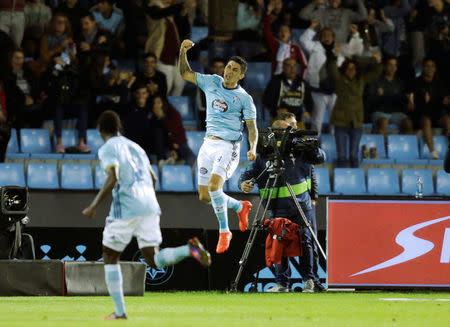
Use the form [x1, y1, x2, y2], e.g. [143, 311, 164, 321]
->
[209, 189, 242, 233]
[104, 264, 126, 316]
[154, 245, 190, 268]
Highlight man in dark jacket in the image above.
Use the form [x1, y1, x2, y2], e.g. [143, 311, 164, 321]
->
[239, 120, 325, 293]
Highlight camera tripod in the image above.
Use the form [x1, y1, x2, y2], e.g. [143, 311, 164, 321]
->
[230, 158, 327, 292]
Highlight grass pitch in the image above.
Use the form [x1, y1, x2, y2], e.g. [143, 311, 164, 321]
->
[1, 292, 449, 327]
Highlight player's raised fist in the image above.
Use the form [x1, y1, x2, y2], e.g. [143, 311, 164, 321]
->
[247, 150, 256, 161]
[180, 39, 195, 52]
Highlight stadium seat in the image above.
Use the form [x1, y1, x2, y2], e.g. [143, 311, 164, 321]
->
[401, 169, 434, 196]
[244, 62, 272, 91]
[333, 168, 366, 195]
[168, 96, 195, 121]
[320, 134, 338, 163]
[420, 135, 448, 159]
[190, 26, 208, 43]
[6, 128, 19, 153]
[86, 129, 104, 155]
[186, 131, 205, 156]
[359, 134, 386, 158]
[151, 164, 161, 191]
[436, 170, 450, 195]
[61, 163, 94, 190]
[27, 163, 59, 189]
[6, 153, 30, 159]
[30, 153, 63, 160]
[315, 167, 331, 194]
[0, 163, 25, 187]
[20, 129, 52, 154]
[367, 168, 400, 195]
[94, 164, 106, 190]
[387, 135, 419, 160]
[56, 129, 78, 149]
[63, 153, 97, 160]
[161, 165, 194, 192]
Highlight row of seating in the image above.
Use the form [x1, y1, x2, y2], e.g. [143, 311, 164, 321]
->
[316, 167, 450, 195]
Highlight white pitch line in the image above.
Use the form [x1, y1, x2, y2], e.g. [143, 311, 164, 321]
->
[379, 298, 450, 302]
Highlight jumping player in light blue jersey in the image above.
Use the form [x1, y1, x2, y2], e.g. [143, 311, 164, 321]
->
[179, 39, 259, 254]
[82, 111, 211, 320]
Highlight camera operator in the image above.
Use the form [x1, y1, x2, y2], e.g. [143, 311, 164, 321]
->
[239, 119, 325, 293]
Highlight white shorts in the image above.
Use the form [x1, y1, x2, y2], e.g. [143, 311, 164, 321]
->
[197, 138, 240, 186]
[102, 214, 162, 252]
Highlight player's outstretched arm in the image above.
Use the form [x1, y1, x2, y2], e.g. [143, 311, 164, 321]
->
[82, 167, 117, 218]
[179, 39, 197, 85]
[245, 119, 258, 161]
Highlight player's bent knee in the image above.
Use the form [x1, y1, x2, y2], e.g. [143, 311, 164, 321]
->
[102, 246, 121, 264]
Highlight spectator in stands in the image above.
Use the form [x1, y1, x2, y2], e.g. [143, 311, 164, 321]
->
[144, 0, 195, 96]
[234, 0, 264, 58]
[151, 95, 196, 166]
[91, 0, 124, 36]
[136, 52, 168, 97]
[10, 48, 45, 128]
[23, 0, 52, 58]
[38, 12, 73, 72]
[366, 56, 411, 136]
[427, 8, 450, 83]
[76, 12, 111, 68]
[264, 1, 307, 77]
[55, 0, 85, 39]
[299, 0, 368, 43]
[0, 0, 25, 47]
[263, 57, 307, 122]
[406, 58, 450, 159]
[326, 47, 383, 167]
[382, 0, 412, 58]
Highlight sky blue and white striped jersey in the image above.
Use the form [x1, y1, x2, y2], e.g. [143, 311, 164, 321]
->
[196, 73, 257, 142]
[98, 136, 161, 220]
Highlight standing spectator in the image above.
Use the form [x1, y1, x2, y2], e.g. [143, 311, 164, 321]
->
[135, 52, 168, 97]
[234, 0, 264, 58]
[91, 0, 124, 36]
[326, 48, 383, 167]
[264, 1, 307, 76]
[406, 58, 450, 159]
[0, 0, 25, 47]
[299, 0, 368, 43]
[23, 0, 52, 58]
[151, 95, 196, 166]
[55, 0, 85, 39]
[366, 56, 411, 135]
[382, 0, 412, 58]
[263, 57, 306, 121]
[144, 0, 195, 96]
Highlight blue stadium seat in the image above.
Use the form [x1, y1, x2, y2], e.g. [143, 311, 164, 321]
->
[333, 168, 366, 195]
[63, 153, 97, 160]
[20, 129, 52, 153]
[56, 129, 78, 149]
[226, 165, 258, 193]
[387, 135, 419, 160]
[151, 164, 161, 191]
[244, 62, 272, 91]
[436, 170, 450, 195]
[420, 135, 448, 159]
[27, 163, 59, 189]
[367, 168, 400, 195]
[87, 129, 104, 155]
[168, 96, 195, 121]
[6, 128, 19, 153]
[186, 131, 205, 156]
[191, 26, 208, 43]
[240, 135, 249, 162]
[6, 153, 30, 159]
[30, 153, 63, 160]
[61, 163, 93, 190]
[359, 134, 386, 158]
[0, 163, 25, 187]
[94, 164, 106, 190]
[315, 167, 330, 194]
[161, 165, 194, 192]
[320, 134, 337, 163]
[401, 169, 434, 196]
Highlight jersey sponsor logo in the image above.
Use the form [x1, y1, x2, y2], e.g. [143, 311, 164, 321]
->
[212, 99, 229, 112]
[199, 167, 208, 175]
[133, 250, 174, 286]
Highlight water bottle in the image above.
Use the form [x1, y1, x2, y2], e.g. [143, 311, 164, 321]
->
[415, 176, 423, 199]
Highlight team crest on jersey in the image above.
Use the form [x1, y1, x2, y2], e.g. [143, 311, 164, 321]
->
[199, 167, 208, 175]
[212, 99, 229, 112]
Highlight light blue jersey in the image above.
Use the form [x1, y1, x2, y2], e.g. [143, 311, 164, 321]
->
[196, 73, 257, 141]
[98, 136, 161, 220]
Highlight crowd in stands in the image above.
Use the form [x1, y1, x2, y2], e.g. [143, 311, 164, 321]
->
[0, 0, 449, 171]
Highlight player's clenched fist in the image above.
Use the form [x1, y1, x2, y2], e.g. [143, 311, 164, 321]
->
[180, 39, 195, 52]
[247, 150, 256, 161]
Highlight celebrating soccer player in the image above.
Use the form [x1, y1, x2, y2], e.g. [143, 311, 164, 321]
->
[82, 111, 211, 320]
[179, 39, 258, 254]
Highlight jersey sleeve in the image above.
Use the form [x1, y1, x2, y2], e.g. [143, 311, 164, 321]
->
[242, 94, 257, 120]
[196, 73, 219, 92]
[99, 143, 119, 172]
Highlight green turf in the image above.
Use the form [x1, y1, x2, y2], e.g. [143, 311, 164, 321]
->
[1, 292, 449, 327]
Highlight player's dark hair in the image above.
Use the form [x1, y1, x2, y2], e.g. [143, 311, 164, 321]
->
[98, 110, 122, 134]
[229, 56, 248, 74]
[80, 12, 96, 22]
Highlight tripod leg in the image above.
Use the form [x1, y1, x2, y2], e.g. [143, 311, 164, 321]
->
[285, 182, 327, 262]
